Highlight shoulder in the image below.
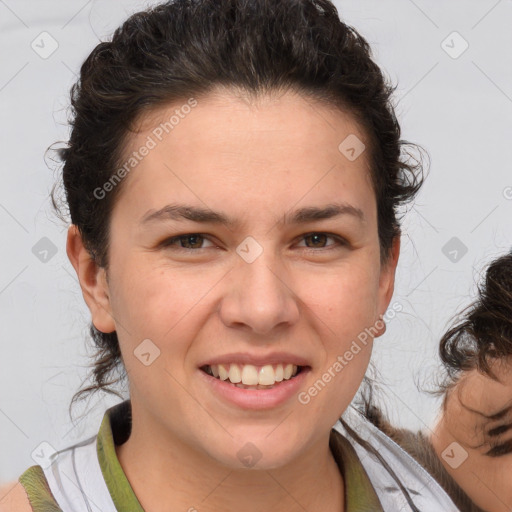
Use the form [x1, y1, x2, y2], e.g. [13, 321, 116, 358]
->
[1, 465, 63, 512]
[354, 406, 485, 512]
[382, 424, 484, 511]
[0, 481, 33, 512]
[335, 406, 463, 511]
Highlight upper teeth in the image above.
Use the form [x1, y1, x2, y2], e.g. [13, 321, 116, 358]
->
[207, 363, 299, 385]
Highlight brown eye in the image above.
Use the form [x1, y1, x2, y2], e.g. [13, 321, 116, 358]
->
[298, 233, 346, 250]
[162, 233, 214, 250]
[160, 232, 346, 253]
[304, 233, 329, 248]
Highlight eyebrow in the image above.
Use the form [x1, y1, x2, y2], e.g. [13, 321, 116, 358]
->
[140, 202, 366, 228]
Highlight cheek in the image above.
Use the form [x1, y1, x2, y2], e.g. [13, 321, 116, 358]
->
[109, 258, 210, 335]
[109, 265, 198, 391]
[300, 274, 376, 424]
[301, 261, 381, 334]
[297, 259, 380, 401]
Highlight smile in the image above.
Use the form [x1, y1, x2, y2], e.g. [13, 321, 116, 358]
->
[201, 363, 304, 389]
[198, 363, 311, 410]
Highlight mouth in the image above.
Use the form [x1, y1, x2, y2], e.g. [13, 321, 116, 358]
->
[200, 363, 309, 390]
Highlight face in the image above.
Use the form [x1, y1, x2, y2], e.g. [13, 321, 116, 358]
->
[74, 87, 399, 470]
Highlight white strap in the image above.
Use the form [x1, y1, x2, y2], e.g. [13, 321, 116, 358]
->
[43, 436, 117, 512]
[333, 406, 461, 512]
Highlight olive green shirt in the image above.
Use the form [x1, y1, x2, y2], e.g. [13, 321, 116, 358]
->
[18, 401, 383, 511]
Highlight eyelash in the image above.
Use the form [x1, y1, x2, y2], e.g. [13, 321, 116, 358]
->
[160, 232, 348, 253]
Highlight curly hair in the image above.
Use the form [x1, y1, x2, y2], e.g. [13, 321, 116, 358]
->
[439, 251, 512, 381]
[51, 0, 428, 403]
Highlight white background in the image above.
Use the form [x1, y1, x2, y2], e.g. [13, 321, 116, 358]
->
[1, 0, 511, 482]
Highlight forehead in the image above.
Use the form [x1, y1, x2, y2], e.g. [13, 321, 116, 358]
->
[114, 88, 374, 225]
[133, 87, 368, 159]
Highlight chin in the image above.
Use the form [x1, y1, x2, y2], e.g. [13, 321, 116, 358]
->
[207, 433, 305, 471]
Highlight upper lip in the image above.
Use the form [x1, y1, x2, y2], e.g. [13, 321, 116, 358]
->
[198, 352, 311, 368]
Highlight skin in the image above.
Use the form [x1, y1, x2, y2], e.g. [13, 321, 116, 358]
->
[431, 358, 512, 512]
[0, 483, 31, 512]
[63, 87, 399, 512]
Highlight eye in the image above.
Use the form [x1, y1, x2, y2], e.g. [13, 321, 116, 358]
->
[160, 233, 215, 251]
[296, 232, 347, 251]
[159, 232, 347, 253]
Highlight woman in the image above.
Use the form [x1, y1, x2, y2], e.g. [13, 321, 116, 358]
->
[0, 0, 505, 510]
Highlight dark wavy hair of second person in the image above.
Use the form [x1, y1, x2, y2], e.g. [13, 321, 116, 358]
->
[440, 251, 512, 383]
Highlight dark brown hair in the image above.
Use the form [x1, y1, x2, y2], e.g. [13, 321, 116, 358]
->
[439, 251, 512, 381]
[51, 0, 428, 402]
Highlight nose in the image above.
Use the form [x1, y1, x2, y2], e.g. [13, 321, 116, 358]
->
[218, 249, 300, 336]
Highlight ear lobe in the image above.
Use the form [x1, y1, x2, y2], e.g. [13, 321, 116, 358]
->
[66, 225, 116, 334]
[377, 235, 400, 323]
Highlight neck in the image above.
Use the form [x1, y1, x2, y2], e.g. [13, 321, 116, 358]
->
[115, 405, 344, 512]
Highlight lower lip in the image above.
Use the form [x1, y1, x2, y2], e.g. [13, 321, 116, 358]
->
[197, 367, 311, 410]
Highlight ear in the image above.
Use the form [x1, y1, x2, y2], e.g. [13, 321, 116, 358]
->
[376, 234, 400, 325]
[66, 225, 116, 333]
